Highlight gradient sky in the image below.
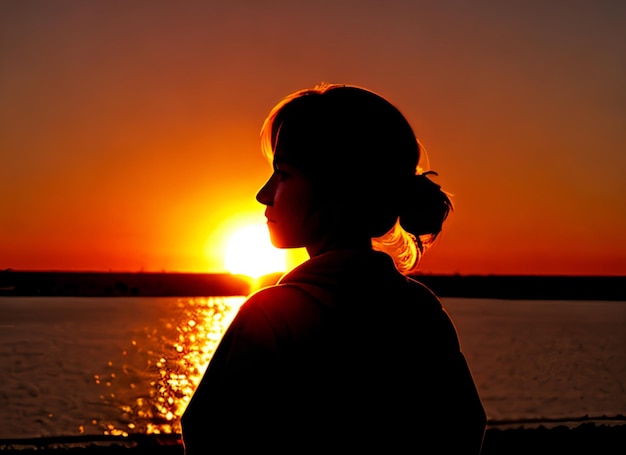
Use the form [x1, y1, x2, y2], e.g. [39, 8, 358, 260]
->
[1, 0, 625, 275]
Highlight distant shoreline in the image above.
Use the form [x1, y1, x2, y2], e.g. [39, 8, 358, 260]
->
[0, 423, 624, 454]
[1, 270, 624, 301]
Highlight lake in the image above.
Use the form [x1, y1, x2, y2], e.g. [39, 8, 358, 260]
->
[0, 296, 624, 439]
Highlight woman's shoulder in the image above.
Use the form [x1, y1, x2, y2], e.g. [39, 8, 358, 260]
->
[241, 284, 327, 335]
[246, 283, 319, 307]
[405, 276, 442, 302]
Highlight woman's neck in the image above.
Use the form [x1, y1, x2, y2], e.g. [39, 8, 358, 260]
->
[305, 235, 372, 259]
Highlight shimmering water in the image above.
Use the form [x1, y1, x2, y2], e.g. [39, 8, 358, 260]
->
[0, 296, 244, 438]
[92, 296, 245, 436]
[0, 296, 624, 439]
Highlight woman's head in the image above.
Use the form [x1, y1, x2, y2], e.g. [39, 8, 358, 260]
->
[257, 84, 452, 273]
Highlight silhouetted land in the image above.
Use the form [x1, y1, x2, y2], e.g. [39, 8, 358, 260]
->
[0, 270, 624, 300]
[415, 274, 626, 301]
[0, 423, 624, 454]
[0, 271, 251, 298]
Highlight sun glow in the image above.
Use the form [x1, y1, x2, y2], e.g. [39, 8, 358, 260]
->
[224, 223, 287, 278]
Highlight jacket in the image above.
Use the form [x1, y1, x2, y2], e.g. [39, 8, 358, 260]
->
[181, 249, 486, 453]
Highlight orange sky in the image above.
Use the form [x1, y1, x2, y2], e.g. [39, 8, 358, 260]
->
[1, 0, 625, 276]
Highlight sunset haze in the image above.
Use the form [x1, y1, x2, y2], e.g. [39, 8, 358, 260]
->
[1, 0, 625, 276]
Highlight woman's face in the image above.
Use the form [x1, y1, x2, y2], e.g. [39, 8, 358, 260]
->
[256, 149, 325, 252]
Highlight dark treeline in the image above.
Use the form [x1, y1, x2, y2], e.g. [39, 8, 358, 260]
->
[1, 270, 624, 301]
[0, 271, 251, 298]
[414, 274, 626, 301]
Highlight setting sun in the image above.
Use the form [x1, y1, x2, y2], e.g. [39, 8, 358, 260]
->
[224, 224, 287, 278]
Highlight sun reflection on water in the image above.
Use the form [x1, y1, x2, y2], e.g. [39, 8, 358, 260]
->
[94, 296, 244, 436]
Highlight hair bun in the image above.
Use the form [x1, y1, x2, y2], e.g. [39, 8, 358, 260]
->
[398, 171, 453, 238]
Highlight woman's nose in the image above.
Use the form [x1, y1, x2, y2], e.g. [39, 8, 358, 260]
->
[256, 175, 276, 206]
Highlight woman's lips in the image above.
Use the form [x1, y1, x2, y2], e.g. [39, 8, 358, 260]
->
[264, 210, 275, 223]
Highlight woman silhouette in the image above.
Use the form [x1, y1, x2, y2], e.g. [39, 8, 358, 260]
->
[181, 84, 486, 454]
